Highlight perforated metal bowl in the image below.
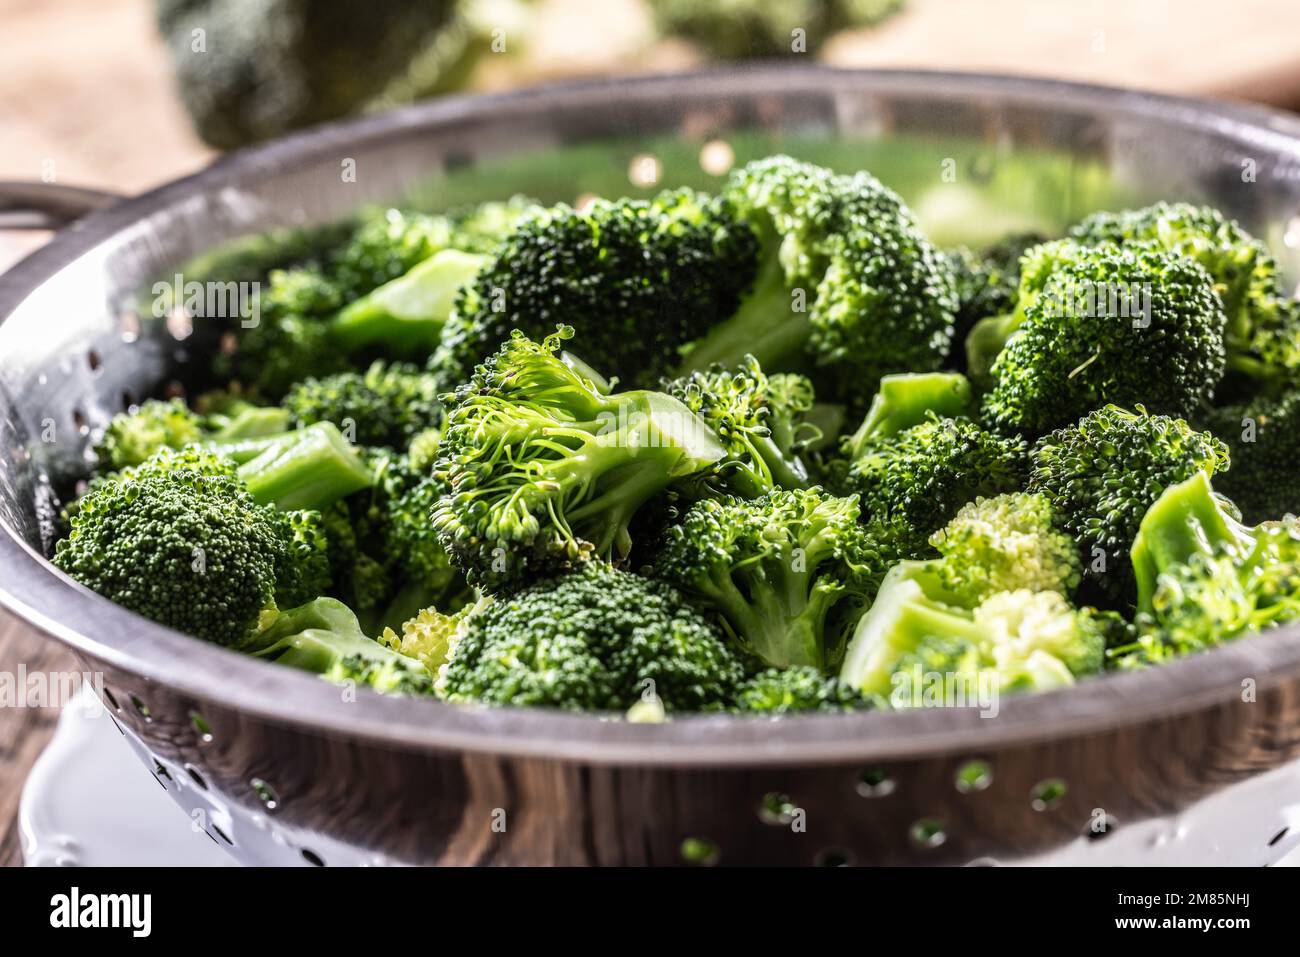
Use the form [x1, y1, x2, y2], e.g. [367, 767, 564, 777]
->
[4, 68, 1300, 866]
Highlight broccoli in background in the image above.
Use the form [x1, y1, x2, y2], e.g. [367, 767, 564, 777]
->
[979, 241, 1227, 436]
[653, 488, 899, 670]
[282, 360, 443, 450]
[733, 666, 869, 714]
[647, 0, 904, 59]
[432, 327, 726, 591]
[1027, 405, 1230, 605]
[437, 563, 743, 711]
[945, 231, 1047, 368]
[431, 188, 757, 391]
[1113, 472, 1300, 667]
[1202, 388, 1300, 523]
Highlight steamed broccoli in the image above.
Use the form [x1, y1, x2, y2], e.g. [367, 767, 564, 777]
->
[662, 357, 814, 497]
[431, 188, 757, 390]
[1112, 471, 1300, 666]
[282, 360, 442, 449]
[432, 327, 726, 591]
[247, 598, 434, 695]
[437, 563, 743, 711]
[1202, 387, 1300, 523]
[653, 488, 897, 670]
[1027, 405, 1230, 604]
[979, 241, 1227, 435]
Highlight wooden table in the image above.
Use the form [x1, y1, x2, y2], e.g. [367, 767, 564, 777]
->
[2, 0, 1299, 867]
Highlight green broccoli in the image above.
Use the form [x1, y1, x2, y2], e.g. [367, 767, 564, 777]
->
[648, 0, 904, 59]
[661, 356, 815, 497]
[247, 598, 434, 695]
[1202, 387, 1300, 523]
[979, 241, 1227, 436]
[1027, 405, 1230, 604]
[431, 188, 757, 390]
[432, 327, 726, 591]
[945, 232, 1048, 363]
[841, 371, 974, 462]
[93, 396, 292, 472]
[282, 360, 442, 449]
[732, 666, 869, 714]
[1112, 471, 1300, 666]
[437, 563, 743, 711]
[652, 488, 898, 670]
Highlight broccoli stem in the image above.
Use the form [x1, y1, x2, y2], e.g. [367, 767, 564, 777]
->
[236, 422, 374, 511]
[845, 372, 973, 460]
[329, 249, 486, 352]
[208, 405, 292, 441]
[964, 312, 1019, 382]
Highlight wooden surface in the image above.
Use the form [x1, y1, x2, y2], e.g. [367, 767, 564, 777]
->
[0, 0, 1298, 867]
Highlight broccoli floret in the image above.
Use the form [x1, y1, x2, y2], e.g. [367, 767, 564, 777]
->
[449, 195, 540, 253]
[1202, 387, 1300, 523]
[54, 450, 289, 645]
[926, 492, 1081, 604]
[662, 356, 814, 496]
[839, 565, 1110, 703]
[840, 414, 1029, 554]
[1112, 471, 1300, 666]
[432, 327, 726, 591]
[282, 360, 442, 449]
[93, 398, 206, 472]
[437, 564, 743, 711]
[247, 598, 434, 696]
[272, 508, 333, 609]
[841, 371, 974, 462]
[1027, 405, 1230, 604]
[647, 0, 903, 59]
[682, 157, 957, 411]
[431, 188, 757, 390]
[945, 232, 1047, 364]
[652, 489, 899, 670]
[380, 596, 488, 675]
[732, 666, 870, 713]
[980, 241, 1227, 436]
[1068, 202, 1287, 385]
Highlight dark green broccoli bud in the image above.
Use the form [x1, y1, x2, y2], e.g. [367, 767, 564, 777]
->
[437, 564, 743, 712]
[93, 398, 205, 472]
[981, 242, 1227, 436]
[652, 489, 899, 670]
[1202, 388, 1300, 523]
[647, 0, 903, 59]
[1112, 472, 1300, 666]
[733, 666, 870, 714]
[431, 188, 757, 390]
[246, 598, 434, 696]
[1068, 202, 1286, 385]
[839, 565, 1110, 703]
[841, 414, 1029, 554]
[272, 509, 333, 610]
[945, 231, 1047, 365]
[1027, 405, 1230, 604]
[432, 327, 726, 592]
[54, 452, 284, 646]
[282, 360, 442, 449]
[662, 356, 814, 497]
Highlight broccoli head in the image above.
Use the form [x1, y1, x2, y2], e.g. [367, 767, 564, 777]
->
[652, 488, 899, 670]
[1113, 471, 1300, 666]
[431, 188, 757, 390]
[437, 563, 743, 712]
[282, 360, 442, 449]
[432, 327, 726, 591]
[1202, 387, 1300, 524]
[981, 241, 1227, 435]
[732, 666, 870, 714]
[1027, 405, 1230, 604]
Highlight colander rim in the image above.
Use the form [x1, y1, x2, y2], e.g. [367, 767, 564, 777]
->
[3, 65, 1300, 767]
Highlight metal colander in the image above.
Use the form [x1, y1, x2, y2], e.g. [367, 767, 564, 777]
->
[4, 68, 1300, 866]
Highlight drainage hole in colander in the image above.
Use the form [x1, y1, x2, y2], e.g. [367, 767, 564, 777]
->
[102, 687, 120, 712]
[1030, 778, 1067, 811]
[212, 824, 234, 846]
[909, 818, 947, 849]
[71, 408, 88, 436]
[189, 710, 214, 743]
[758, 792, 798, 826]
[165, 380, 186, 400]
[814, 848, 854, 867]
[855, 768, 895, 798]
[86, 349, 102, 374]
[250, 777, 280, 811]
[130, 694, 152, 721]
[1268, 827, 1289, 847]
[1085, 813, 1119, 840]
[679, 837, 719, 866]
[301, 849, 326, 867]
[120, 390, 136, 411]
[184, 764, 208, 790]
[954, 759, 992, 794]
[153, 762, 172, 785]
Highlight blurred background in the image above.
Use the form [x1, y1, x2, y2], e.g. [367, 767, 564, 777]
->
[1, 0, 1300, 862]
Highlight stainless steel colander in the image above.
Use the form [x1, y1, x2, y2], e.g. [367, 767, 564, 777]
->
[4, 68, 1300, 866]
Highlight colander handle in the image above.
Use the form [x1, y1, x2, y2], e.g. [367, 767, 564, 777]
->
[0, 181, 123, 230]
